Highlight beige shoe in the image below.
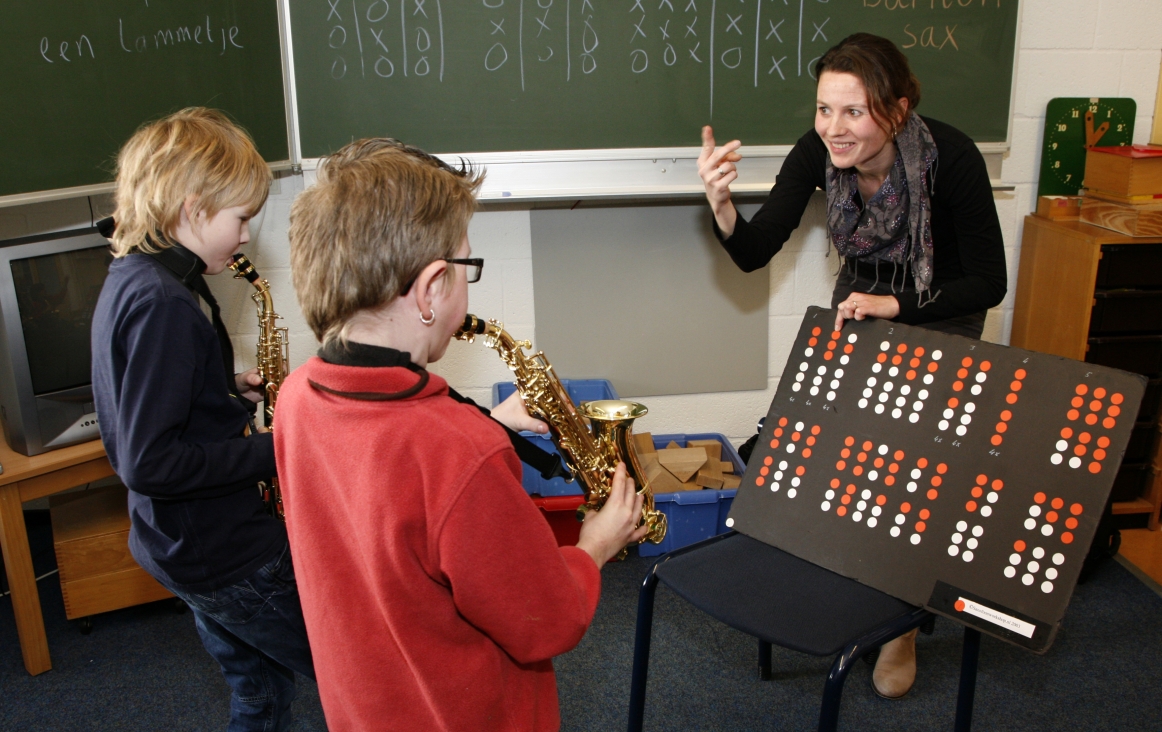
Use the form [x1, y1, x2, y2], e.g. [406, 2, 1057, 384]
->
[871, 628, 918, 700]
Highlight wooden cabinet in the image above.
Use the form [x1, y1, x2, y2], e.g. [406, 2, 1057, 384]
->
[1012, 215, 1162, 529]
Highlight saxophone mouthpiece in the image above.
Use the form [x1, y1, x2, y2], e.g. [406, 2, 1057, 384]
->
[229, 253, 261, 284]
[455, 314, 486, 340]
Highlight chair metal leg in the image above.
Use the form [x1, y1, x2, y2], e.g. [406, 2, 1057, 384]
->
[954, 627, 981, 732]
[758, 639, 773, 680]
[627, 562, 662, 732]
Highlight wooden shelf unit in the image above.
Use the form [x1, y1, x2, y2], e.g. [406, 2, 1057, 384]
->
[1012, 215, 1162, 529]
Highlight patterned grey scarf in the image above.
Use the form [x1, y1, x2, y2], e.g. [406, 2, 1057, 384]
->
[825, 113, 939, 294]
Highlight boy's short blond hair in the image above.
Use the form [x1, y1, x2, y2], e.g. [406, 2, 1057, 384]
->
[111, 107, 271, 257]
[289, 138, 484, 347]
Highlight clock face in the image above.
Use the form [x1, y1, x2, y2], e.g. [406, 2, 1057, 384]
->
[1038, 98, 1137, 197]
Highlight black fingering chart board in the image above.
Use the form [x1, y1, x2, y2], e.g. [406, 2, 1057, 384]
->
[726, 307, 1146, 653]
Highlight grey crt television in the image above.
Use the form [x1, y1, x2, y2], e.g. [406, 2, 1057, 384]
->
[0, 228, 112, 456]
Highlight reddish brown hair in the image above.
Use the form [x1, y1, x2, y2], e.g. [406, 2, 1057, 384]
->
[814, 33, 921, 135]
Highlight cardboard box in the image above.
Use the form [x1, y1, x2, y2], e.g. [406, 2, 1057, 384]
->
[1084, 145, 1162, 197]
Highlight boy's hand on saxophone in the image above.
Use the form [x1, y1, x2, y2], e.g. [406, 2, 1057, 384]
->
[490, 390, 549, 435]
[576, 463, 651, 569]
[235, 368, 266, 405]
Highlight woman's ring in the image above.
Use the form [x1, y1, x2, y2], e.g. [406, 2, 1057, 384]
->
[718, 168, 727, 177]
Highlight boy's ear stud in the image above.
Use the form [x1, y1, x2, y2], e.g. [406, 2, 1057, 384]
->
[420, 309, 436, 325]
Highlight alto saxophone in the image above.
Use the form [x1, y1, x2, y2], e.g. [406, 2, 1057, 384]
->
[454, 315, 667, 551]
[229, 253, 289, 519]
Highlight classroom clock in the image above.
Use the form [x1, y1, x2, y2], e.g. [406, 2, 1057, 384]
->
[1038, 98, 1136, 197]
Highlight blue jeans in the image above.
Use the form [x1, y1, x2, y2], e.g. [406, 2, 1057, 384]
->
[165, 542, 315, 732]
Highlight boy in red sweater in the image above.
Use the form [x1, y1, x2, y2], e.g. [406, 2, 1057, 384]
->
[275, 138, 647, 731]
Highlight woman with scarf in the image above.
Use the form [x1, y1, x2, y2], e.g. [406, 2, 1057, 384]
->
[698, 33, 1007, 699]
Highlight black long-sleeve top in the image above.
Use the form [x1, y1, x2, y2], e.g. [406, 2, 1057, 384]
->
[716, 116, 1007, 325]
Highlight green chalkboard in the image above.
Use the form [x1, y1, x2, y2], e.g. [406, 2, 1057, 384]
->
[290, 0, 1019, 157]
[1, 0, 288, 199]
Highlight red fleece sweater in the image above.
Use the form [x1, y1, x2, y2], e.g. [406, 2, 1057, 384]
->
[274, 357, 601, 731]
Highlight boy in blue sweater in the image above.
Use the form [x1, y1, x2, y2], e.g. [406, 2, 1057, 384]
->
[91, 108, 313, 731]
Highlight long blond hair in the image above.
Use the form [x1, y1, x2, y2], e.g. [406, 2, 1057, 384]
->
[110, 108, 270, 257]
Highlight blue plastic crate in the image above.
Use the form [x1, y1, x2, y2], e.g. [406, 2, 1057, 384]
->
[493, 379, 618, 497]
[638, 433, 745, 557]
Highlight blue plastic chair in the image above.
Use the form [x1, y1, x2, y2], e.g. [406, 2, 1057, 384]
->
[627, 532, 982, 732]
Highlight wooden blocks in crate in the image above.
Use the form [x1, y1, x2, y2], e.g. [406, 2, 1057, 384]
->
[635, 433, 741, 492]
[50, 484, 172, 620]
[1036, 195, 1082, 220]
[1084, 145, 1162, 197]
[1081, 194, 1162, 237]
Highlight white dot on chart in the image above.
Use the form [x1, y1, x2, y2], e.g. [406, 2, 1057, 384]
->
[918, 389, 929, 399]
[1045, 568, 1058, 580]
[787, 443, 796, 453]
[878, 444, 889, 455]
[848, 333, 858, 343]
[896, 396, 907, 407]
[952, 533, 963, 544]
[895, 514, 907, 525]
[938, 420, 950, 430]
[772, 483, 780, 492]
[957, 520, 969, 531]
[912, 469, 923, 480]
[964, 402, 976, 414]
[891, 408, 903, 419]
[1004, 566, 1016, 578]
[987, 492, 998, 504]
[787, 488, 797, 498]
[791, 477, 801, 487]
[1030, 505, 1041, 517]
[812, 375, 823, 386]
[1024, 518, 1037, 530]
[872, 505, 882, 517]
[900, 384, 912, 396]
[888, 366, 900, 377]
[1056, 440, 1069, 451]
[960, 414, 972, 425]
[835, 369, 845, 378]
[859, 399, 869, 409]
[779, 461, 788, 470]
[1050, 453, 1063, 465]
[907, 482, 918, 493]
[872, 363, 883, 373]
[867, 517, 878, 528]
[1069, 457, 1082, 469]
[967, 538, 979, 550]
[1041, 582, 1054, 594]
[949, 545, 960, 556]
[1041, 524, 1054, 536]
[827, 391, 837, 401]
[980, 506, 993, 517]
[800, 362, 809, 372]
[861, 489, 872, 500]
[909, 413, 920, 424]
[852, 511, 863, 522]
[863, 387, 873, 398]
[725, 517, 735, 527]
[932, 350, 943, 361]
[1032, 546, 1045, 559]
[878, 392, 890, 403]
[810, 386, 820, 396]
[963, 551, 974, 562]
[857, 500, 867, 511]
[891, 526, 901, 537]
[913, 401, 924, 411]
[975, 372, 987, 383]
[923, 374, 935, 385]
[775, 471, 785, 481]
[804, 348, 814, 357]
[956, 426, 968, 436]
[1053, 553, 1065, 565]
[816, 366, 827, 375]
[880, 341, 891, 351]
[867, 376, 878, 387]
[883, 381, 895, 392]
[875, 404, 885, 414]
[910, 534, 922, 545]
[1009, 553, 1022, 565]
[971, 385, 983, 395]
[821, 501, 831, 511]
[825, 490, 835, 500]
[868, 469, 880, 480]
[840, 355, 850, 365]
[943, 408, 955, 419]
[795, 421, 804, 431]
[830, 379, 840, 389]
[796, 372, 806, 383]
[972, 525, 984, 537]
[792, 383, 802, 392]
[1022, 573, 1034, 586]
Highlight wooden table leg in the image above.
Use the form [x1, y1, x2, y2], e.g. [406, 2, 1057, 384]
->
[0, 482, 51, 675]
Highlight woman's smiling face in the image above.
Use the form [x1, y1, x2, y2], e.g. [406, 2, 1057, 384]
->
[814, 71, 903, 174]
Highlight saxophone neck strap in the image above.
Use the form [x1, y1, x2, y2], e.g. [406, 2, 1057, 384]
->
[307, 370, 431, 402]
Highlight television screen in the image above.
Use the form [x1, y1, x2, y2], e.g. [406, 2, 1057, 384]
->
[10, 246, 111, 396]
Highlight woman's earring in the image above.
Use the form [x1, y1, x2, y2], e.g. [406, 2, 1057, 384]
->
[420, 309, 436, 325]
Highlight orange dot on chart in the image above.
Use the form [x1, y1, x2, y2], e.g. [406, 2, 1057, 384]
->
[830, 478, 841, 488]
[1062, 532, 1074, 544]
[807, 436, 816, 446]
[841, 494, 852, 505]
[1074, 444, 1087, 456]
[919, 508, 931, 520]
[1051, 496, 1064, 510]
[966, 501, 978, 512]
[774, 428, 784, 437]
[1085, 413, 1098, 425]
[771, 440, 780, 449]
[975, 474, 988, 485]
[1097, 436, 1110, 448]
[980, 361, 992, 372]
[1094, 449, 1107, 461]
[843, 343, 853, 353]
[917, 457, 929, 468]
[1102, 417, 1116, 429]
[1007, 393, 1019, 405]
[1093, 387, 1106, 399]
[1071, 503, 1083, 515]
[996, 422, 1008, 434]
[827, 341, 837, 351]
[808, 337, 818, 347]
[894, 450, 905, 461]
[906, 370, 917, 380]
[971, 487, 983, 498]
[844, 435, 855, 446]
[1034, 492, 1046, 504]
[1066, 517, 1079, 529]
[885, 475, 896, 486]
[836, 460, 846, 471]
[877, 494, 888, 506]
[914, 346, 926, 357]
[756, 477, 765, 486]
[958, 368, 969, 379]
[948, 397, 960, 408]
[760, 467, 770, 476]
[1014, 369, 1027, 380]
[1067, 409, 1079, 420]
[901, 502, 912, 513]
[863, 441, 874, 451]
[779, 417, 789, 426]
[811, 425, 821, 435]
[927, 362, 939, 372]
[927, 489, 939, 500]
[910, 358, 921, 368]
[1111, 393, 1124, 405]
[897, 343, 908, 354]
[1011, 381, 1023, 392]
[824, 351, 834, 361]
[892, 355, 903, 365]
[1061, 427, 1074, 439]
[857, 452, 868, 463]
[1108, 405, 1121, 417]
[831, 331, 842, 340]
[1014, 539, 1027, 552]
[954, 599, 966, 612]
[991, 479, 1004, 491]
[853, 466, 864, 476]
[841, 448, 851, 458]
[874, 457, 884, 468]
[837, 506, 848, 516]
[1001, 410, 1013, 421]
[1078, 432, 1091, 444]
[792, 432, 801, 442]
[812, 326, 822, 336]
[1089, 400, 1102, 412]
[931, 476, 943, 487]
[764, 456, 774, 466]
[878, 353, 888, 363]
[889, 463, 900, 474]
[961, 356, 973, 367]
[937, 463, 948, 474]
[1071, 396, 1085, 408]
[796, 465, 806, 476]
[953, 381, 964, 392]
[1046, 511, 1059, 523]
[1076, 384, 1088, 396]
[915, 521, 927, 533]
[846, 484, 857, 495]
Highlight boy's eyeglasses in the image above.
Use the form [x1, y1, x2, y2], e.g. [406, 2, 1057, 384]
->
[444, 258, 483, 283]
